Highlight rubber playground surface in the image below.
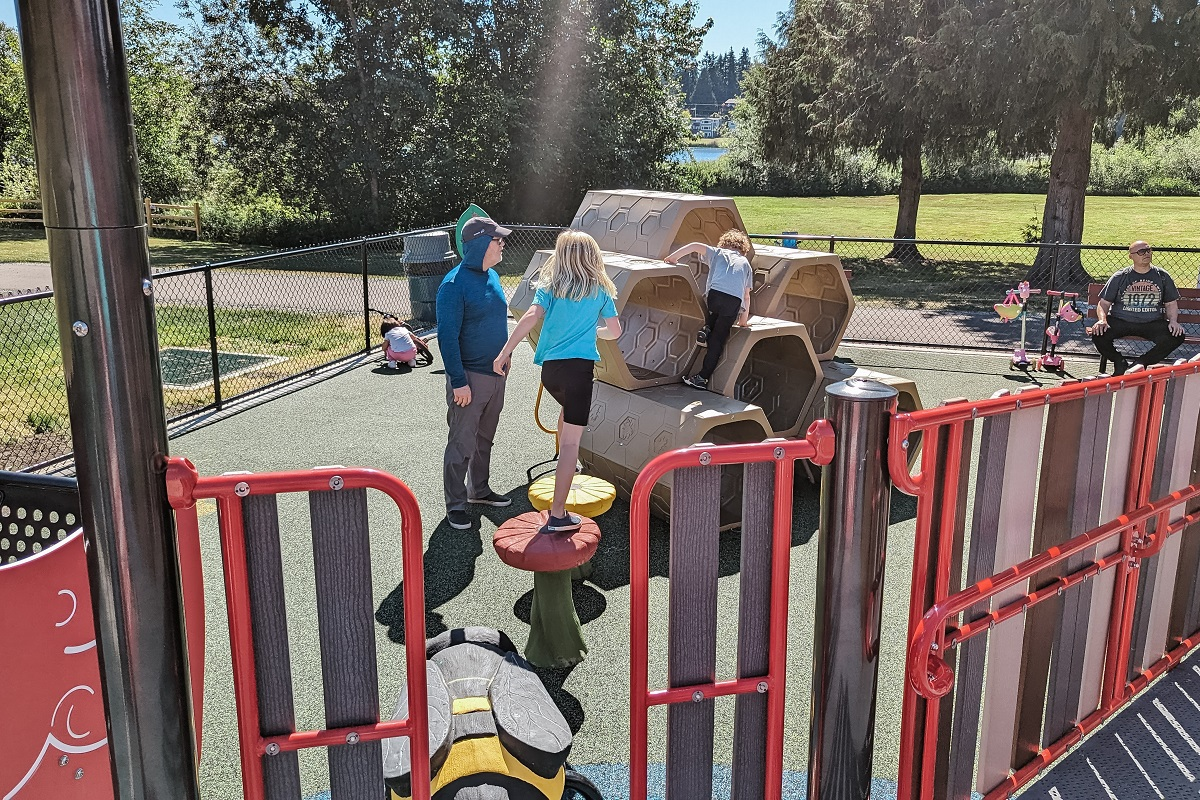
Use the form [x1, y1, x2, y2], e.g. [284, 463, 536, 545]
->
[173, 339, 1098, 800]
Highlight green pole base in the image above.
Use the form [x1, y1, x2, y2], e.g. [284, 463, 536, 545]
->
[525, 569, 587, 669]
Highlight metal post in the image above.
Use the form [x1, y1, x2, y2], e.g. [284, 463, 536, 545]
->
[808, 379, 896, 800]
[361, 239, 371, 352]
[1041, 242, 1060, 353]
[15, 1, 200, 799]
[206, 265, 222, 409]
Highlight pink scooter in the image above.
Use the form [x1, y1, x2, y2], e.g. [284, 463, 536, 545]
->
[995, 281, 1041, 370]
[1036, 291, 1082, 371]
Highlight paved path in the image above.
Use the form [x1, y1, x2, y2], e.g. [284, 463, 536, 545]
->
[0, 261, 51, 294]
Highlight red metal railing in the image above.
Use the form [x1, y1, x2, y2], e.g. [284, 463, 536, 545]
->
[891, 360, 1200, 800]
[627, 421, 835, 800]
[164, 458, 431, 800]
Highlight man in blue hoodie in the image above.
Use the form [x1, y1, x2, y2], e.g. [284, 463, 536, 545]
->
[438, 217, 514, 530]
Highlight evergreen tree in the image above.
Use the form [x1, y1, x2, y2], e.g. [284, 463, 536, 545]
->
[745, 0, 974, 259]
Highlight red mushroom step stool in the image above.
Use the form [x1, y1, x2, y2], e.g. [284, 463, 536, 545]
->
[493, 512, 601, 669]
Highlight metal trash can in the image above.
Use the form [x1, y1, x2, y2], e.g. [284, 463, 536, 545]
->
[405, 231, 457, 326]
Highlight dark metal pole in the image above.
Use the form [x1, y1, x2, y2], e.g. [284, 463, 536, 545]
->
[206, 265, 222, 409]
[361, 238, 371, 352]
[14, 1, 200, 798]
[808, 378, 896, 800]
[1041, 242, 1060, 354]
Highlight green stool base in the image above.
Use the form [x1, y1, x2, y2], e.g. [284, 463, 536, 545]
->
[525, 569, 587, 669]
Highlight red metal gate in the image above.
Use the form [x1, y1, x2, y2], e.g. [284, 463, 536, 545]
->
[892, 360, 1200, 799]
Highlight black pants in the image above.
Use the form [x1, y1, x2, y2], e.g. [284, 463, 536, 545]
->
[1091, 316, 1186, 369]
[699, 289, 742, 379]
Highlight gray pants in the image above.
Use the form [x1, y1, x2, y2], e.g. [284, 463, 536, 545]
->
[444, 371, 507, 511]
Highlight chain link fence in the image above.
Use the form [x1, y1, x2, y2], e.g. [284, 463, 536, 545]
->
[4, 224, 1199, 471]
[751, 235, 1200, 357]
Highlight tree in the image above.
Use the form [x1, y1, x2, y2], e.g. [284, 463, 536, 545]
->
[933, 0, 1200, 285]
[744, 0, 977, 259]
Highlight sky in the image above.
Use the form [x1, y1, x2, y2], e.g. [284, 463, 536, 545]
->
[0, 0, 781, 57]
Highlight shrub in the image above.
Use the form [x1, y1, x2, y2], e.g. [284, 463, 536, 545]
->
[1140, 176, 1198, 196]
[1020, 215, 1042, 243]
[26, 409, 66, 435]
[200, 195, 358, 247]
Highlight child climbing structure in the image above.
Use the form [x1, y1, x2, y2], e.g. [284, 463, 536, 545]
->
[511, 190, 922, 524]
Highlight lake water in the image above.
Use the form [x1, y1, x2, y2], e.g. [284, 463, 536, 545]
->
[669, 147, 728, 163]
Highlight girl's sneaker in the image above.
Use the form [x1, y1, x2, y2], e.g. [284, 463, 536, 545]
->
[696, 325, 710, 345]
[683, 374, 708, 390]
[542, 512, 583, 533]
[387, 359, 398, 369]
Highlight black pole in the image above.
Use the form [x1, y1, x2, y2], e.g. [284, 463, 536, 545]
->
[14, 1, 200, 798]
[809, 379, 896, 800]
[206, 265, 222, 409]
[1040, 242, 1060, 354]
[362, 238, 371, 352]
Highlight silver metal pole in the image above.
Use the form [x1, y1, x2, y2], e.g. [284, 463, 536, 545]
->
[808, 378, 897, 800]
[14, 1, 200, 798]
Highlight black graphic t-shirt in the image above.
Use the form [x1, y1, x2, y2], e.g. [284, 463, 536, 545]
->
[1100, 266, 1180, 322]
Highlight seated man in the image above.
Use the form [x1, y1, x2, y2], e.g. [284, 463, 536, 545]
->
[1091, 240, 1186, 375]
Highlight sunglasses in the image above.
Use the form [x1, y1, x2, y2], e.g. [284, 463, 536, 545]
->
[1133, 247, 1152, 255]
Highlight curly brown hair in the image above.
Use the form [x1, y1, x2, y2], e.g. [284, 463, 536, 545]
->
[716, 229, 752, 256]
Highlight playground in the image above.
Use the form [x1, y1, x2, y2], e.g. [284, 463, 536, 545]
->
[165, 340, 1006, 800]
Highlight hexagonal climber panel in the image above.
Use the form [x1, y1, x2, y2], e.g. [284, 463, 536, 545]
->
[580, 381, 772, 529]
[684, 316, 822, 437]
[510, 250, 707, 389]
[570, 190, 750, 261]
[748, 245, 854, 360]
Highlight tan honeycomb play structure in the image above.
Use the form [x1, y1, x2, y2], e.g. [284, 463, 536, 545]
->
[512, 190, 921, 526]
[570, 190, 751, 261]
[580, 381, 772, 529]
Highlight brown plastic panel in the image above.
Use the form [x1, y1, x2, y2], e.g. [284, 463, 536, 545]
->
[580, 381, 771, 528]
[684, 316, 822, 437]
[510, 250, 708, 389]
[748, 245, 854, 360]
[570, 190, 750, 261]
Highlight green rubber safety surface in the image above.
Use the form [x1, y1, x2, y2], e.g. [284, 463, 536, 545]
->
[159, 347, 283, 390]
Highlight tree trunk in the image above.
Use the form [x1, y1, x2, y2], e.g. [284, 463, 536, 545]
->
[1027, 101, 1095, 290]
[886, 132, 923, 262]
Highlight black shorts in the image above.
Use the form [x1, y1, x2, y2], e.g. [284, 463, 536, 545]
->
[541, 358, 596, 426]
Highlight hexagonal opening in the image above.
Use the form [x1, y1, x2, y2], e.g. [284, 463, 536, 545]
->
[731, 337, 817, 436]
[773, 269, 851, 355]
[670, 207, 750, 257]
[614, 275, 705, 383]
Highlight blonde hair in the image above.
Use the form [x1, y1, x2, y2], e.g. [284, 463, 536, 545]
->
[717, 229, 752, 256]
[537, 230, 617, 301]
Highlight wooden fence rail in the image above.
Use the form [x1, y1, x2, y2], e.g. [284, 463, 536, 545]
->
[0, 197, 201, 236]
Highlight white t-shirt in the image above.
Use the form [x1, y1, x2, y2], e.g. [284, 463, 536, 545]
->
[384, 326, 416, 353]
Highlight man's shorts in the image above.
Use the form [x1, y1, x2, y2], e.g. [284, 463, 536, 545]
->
[540, 358, 596, 427]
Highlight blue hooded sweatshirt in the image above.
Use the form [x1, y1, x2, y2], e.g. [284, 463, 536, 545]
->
[436, 235, 510, 389]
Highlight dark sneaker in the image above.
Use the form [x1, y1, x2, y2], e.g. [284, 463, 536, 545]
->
[541, 512, 583, 534]
[683, 374, 709, 390]
[1113, 355, 1130, 376]
[696, 326, 710, 345]
[468, 491, 512, 507]
[447, 510, 473, 530]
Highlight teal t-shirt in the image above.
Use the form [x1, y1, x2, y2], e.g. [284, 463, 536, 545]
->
[532, 286, 618, 365]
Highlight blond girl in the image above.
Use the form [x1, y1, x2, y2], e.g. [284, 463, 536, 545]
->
[495, 231, 622, 532]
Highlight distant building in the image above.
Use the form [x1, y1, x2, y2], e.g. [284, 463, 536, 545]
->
[720, 97, 741, 113]
[689, 116, 721, 138]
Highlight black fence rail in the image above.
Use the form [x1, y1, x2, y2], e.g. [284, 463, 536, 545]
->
[4, 226, 1199, 471]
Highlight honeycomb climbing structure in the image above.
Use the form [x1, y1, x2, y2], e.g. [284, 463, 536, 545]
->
[579, 381, 773, 528]
[684, 316, 822, 437]
[510, 250, 707, 389]
[570, 190, 750, 261]
[798, 360, 924, 462]
[748, 245, 854, 360]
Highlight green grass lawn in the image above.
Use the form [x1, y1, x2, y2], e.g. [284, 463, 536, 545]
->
[0, 227, 268, 269]
[734, 194, 1200, 246]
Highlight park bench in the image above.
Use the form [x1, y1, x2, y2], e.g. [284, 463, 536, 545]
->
[1087, 282, 1200, 372]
